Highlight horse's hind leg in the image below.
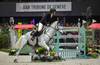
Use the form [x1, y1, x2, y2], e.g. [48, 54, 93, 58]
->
[28, 38, 37, 61]
[14, 36, 27, 63]
[14, 46, 23, 63]
[14, 45, 26, 63]
[29, 46, 37, 62]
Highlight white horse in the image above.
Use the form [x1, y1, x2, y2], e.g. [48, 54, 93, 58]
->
[14, 21, 59, 62]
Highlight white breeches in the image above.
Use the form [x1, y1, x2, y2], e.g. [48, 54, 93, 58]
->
[37, 22, 43, 31]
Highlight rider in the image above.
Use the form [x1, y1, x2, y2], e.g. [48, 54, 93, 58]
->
[32, 8, 57, 37]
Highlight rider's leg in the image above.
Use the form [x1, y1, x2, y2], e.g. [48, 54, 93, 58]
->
[30, 30, 37, 41]
[31, 22, 43, 38]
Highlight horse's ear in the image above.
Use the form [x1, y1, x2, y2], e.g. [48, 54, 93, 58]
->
[56, 25, 58, 29]
[56, 22, 60, 28]
[55, 25, 59, 31]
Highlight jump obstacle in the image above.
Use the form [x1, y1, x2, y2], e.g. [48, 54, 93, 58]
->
[53, 24, 87, 59]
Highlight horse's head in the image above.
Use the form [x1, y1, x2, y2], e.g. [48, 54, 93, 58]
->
[50, 21, 63, 34]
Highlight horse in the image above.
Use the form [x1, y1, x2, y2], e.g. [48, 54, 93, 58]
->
[13, 21, 59, 62]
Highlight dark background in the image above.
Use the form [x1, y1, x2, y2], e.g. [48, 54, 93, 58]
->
[0, 0, 100, 17]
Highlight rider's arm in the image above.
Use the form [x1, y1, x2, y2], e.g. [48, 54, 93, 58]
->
[37, 14, 49, 32]
[39, 14, 50, 25]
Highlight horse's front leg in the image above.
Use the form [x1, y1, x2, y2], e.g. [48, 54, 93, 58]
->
[38, 41, 50, 53]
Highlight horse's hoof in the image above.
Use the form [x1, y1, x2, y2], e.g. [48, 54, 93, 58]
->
[47, 56, 53, 62]
[31, 55, 40, 62]
[14, 59, 18, 63]
[40, 55, 47, 62]
[31, 57, 34, 62]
